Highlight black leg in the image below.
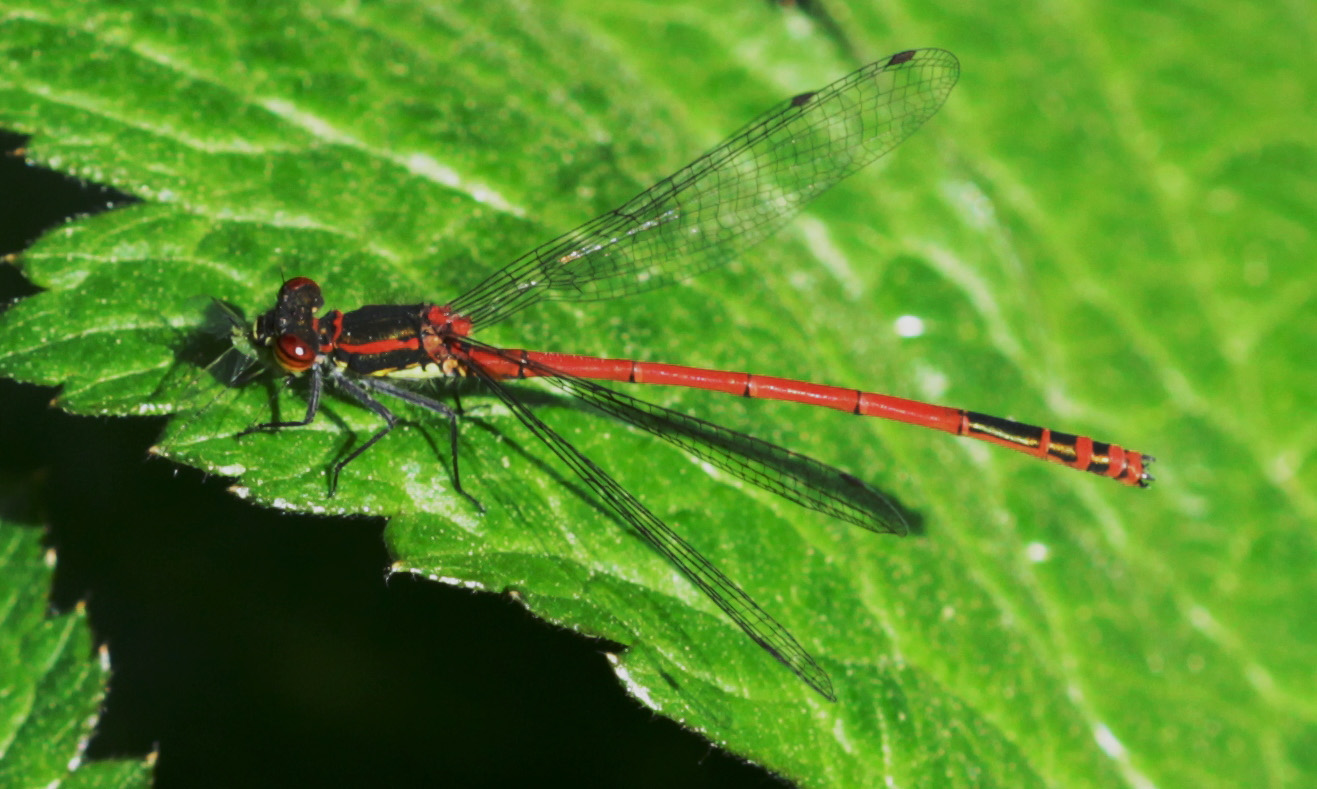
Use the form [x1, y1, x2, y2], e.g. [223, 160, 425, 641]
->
[326, 373, 400, 496]
[342, 374, 484, 512]
[238, 366, 324, 437]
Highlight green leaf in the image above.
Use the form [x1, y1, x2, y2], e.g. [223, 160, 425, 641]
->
[1, 0, 1313, 786]
[0, 518, 152, 787]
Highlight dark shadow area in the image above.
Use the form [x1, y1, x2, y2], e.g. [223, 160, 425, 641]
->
[0, 131, 785, 787]
[0, 130, 136, 256]
[889, 497, 928, 537]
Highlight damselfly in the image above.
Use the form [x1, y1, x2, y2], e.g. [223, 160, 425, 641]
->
[235, 49, 1151, 700]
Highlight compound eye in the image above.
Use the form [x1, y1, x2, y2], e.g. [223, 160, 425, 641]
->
[274, 333, 316, 371]
[279, 277, 324, 310]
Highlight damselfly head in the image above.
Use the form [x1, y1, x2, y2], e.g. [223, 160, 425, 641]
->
[252, 277, 325, 374]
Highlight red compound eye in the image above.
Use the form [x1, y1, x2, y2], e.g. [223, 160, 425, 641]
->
[274, 333, 316, 371]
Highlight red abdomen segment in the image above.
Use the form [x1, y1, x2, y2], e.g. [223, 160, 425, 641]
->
[467, 348, 1153, 488]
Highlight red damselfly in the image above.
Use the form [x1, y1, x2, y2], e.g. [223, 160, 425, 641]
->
[239, 49, 1152, 701]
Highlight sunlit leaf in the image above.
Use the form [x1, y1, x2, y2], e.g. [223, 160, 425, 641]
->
[1, 0, 1311, 785]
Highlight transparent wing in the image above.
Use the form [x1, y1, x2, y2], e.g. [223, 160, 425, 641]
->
[461, 338, 908, 535]
[465, 359, 837, 699]
[448, 49, 959, 328]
